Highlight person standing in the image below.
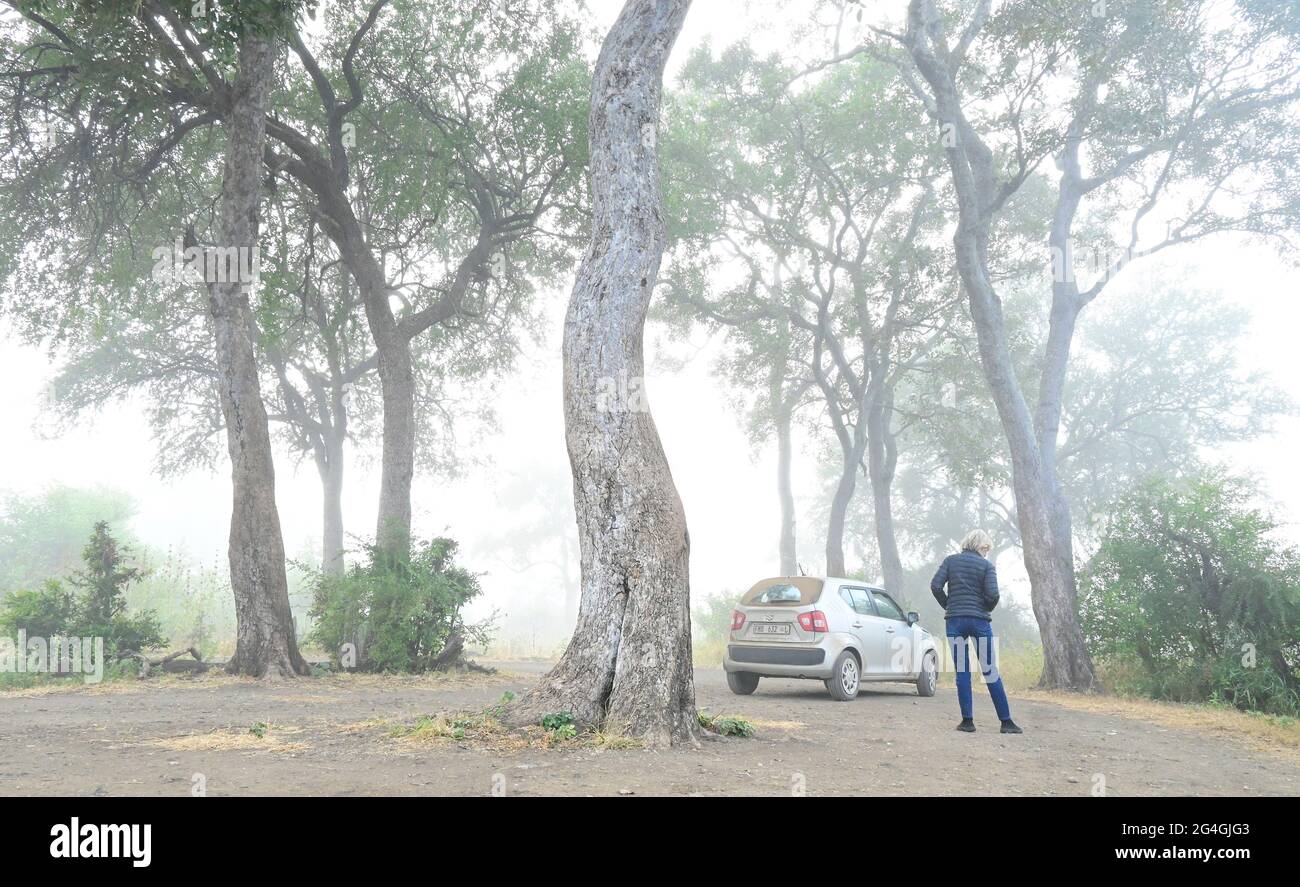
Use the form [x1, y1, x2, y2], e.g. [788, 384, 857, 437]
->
[931, 530, 1023, 734]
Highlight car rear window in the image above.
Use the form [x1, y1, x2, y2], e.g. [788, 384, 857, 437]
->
[740, 577, 824, 606]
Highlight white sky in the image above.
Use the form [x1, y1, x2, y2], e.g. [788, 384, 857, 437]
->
[2, 1, 1298, 647]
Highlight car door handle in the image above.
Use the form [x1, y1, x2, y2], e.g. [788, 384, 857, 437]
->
[885, 627, 896, 633]
[852, 622, 863, 628]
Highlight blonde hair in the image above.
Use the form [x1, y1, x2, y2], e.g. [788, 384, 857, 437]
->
[960, 529, 993, 554]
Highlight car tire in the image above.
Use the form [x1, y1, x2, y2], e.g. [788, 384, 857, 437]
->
[825, 650, 860, 701]
[916, 651, 937, 697]
[727, 671, 760, 695]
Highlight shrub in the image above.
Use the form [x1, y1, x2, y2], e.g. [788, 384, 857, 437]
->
[0, 581, 76, 639]
[308, 536, 492, 673]
[68, 523, 165, 659]
[1080, 472, 1300, 716]
[0, 522, 165, 661]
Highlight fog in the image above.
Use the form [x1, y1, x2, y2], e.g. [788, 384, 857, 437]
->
[3, 1, 1300, 659]
[4, 235, 1299, 654]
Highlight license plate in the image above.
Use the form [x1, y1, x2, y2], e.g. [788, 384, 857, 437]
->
[753, 623, 791, 635]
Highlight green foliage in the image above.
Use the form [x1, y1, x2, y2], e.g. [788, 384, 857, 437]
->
[539, 712, 573, 732]
[67, 523, 167, 659]
[1080, 471, 1300, 715]
[0, 581, 76, 640]
[248, 722, 269, 739]
[539, 713, 578, 741]
[698, 712, 755, 738]
[0, 522, 166, 660]
[308, 537, 490, 673]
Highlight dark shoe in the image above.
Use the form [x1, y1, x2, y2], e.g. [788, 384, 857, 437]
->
[956, 718, 976, 732]
[1000, 719, 1023, 734]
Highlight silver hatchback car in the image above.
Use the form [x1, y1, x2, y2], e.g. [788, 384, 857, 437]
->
[723, 576, 939, 701]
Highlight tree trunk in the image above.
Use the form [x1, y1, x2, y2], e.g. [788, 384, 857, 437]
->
[825, 452, 856, 577]
[302, 163, 417, 566]
[956, 200, 1096, 692]
[906, 1, 1097, 689]
[349, 265, 416, 565]
[319, 427, 346, 577]
[372, 324, 415, 563]
[502, 0, 697, 746]
[826, 417, 868, 577]
[866, 389, 904, 596]
[209, 34, 308, 679]
[775, 403, 798, 576]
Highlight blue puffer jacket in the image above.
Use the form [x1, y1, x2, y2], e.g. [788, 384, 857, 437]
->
[931, 549, 1000, 621]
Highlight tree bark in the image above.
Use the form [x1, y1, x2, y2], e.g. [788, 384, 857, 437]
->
[905, 0, 1097, 689]
[502, 0, 697, 746]
[209, 34, 309, 679]
[369, 304, 416, 563]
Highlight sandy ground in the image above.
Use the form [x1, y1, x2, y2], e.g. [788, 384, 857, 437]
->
[1, 663, 1296, 797]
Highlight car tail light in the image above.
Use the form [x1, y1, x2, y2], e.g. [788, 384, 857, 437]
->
[731, 610, 746, 631]
[798, 610, 829, 633]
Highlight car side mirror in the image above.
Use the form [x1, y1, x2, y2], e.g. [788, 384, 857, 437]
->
[906, 611, 919, 626]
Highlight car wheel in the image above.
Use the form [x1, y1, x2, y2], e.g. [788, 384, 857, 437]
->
[825, 651, 860, 701]
[727, 671, 760, 695]
[916, 651, 937, 697]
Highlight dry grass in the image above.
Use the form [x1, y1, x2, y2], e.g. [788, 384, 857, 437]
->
[1021, 689, 1300, 763]
[141, 724, 310, 753]
[390, 712, 549, 751]
[387, 699, 648, 752]
[333, 717, 395, 734]
[0, 670, 255, 698]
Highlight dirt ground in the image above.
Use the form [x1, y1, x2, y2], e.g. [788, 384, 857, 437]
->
[2, 662, 1296, 796]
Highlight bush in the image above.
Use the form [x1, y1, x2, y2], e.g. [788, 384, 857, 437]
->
[1080, 471, 1300, 716]
[0, 522, 165, 661]
[308, 537, 492, 673]
[69, 523, 166, 659]
[0, 581, 76, 639]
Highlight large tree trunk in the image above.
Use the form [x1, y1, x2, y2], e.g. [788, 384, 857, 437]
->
[502, 0, 697, 746]
[209, 35, 308, 679]
[370, 313, 416, 563]
[905, 0, 1097, 689]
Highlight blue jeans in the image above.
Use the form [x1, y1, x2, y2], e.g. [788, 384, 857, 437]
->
[945, 616, 1012, 721]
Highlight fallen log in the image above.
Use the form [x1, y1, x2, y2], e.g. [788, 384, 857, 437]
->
[122, 646, 207, 678]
